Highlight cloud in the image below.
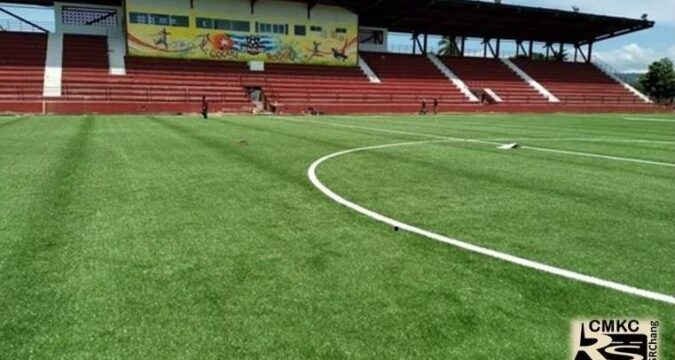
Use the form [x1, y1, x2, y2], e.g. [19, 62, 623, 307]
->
[497, 0, 675, 24]
[593, 44, 669, 72]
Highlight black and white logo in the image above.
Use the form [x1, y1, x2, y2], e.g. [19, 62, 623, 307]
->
[571, 319, 660, 360]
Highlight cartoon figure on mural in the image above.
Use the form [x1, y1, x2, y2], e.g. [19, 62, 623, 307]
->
[331, 48, 348, 61]
[153, 28, 171, 50]
[306, 41, 326, 61]
[331, 37, 358, 62]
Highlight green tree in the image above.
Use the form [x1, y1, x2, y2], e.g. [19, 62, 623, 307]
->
[437, 36, 460, 56]
[639, 58, 675, 104]
[513, 52, 546, 61]
[551, 48, 569, 62]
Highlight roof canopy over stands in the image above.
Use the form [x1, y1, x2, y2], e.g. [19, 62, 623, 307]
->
[6, 0, 654, 45]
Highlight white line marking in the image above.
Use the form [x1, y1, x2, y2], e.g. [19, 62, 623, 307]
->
[308, 140, 675, 305]
[623, 117, 675, 123]
[482, 138, 675, 145]
[520, 146, 675, 167]
[282, 118, 675, 168]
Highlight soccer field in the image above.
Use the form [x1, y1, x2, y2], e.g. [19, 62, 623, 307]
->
[1, 113, 673, 358]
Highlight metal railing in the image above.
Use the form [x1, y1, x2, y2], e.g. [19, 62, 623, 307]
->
[0, 18, 54, 33]
[0, 84, 650, 106]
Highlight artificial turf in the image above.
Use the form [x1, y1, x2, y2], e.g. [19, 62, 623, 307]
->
[0, 113, 673, 359]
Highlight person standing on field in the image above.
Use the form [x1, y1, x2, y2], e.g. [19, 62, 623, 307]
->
[201, 96, 209, 119]
[420, 99, 428, 115]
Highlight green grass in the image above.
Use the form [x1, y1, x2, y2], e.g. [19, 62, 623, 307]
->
[0, 113, 673, 359]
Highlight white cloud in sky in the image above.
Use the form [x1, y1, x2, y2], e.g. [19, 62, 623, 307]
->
[501, 0, 675, 24]
[476, 0, 675, 72]
[593, 43, 671, 72]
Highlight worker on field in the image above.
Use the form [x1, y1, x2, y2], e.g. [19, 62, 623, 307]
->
[433, 98, 439, 115]
[420, 98, 428, 115]
[201, 96, 209, 119]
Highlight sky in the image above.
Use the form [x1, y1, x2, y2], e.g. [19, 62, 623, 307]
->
[389, 0, 675, 73]
[0, 0, 672, 73]
[486, 0, 675, 73]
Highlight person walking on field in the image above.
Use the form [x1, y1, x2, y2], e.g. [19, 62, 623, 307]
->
[433, 98, 439, 115]
[201, 96, 209, 119]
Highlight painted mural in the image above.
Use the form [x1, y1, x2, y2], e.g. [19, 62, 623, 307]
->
[125, 1, 359, 66]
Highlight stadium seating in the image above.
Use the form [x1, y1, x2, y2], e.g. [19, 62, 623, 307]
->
[441, 57, 547, 103]
[360, 52, 468, 105]
[61, 34, 251, 110]
[0, 31, 657, 114]
[0, 31, 47, 102]
[255, 53, 471, 113]
[511, 59, 644, 104]
[258, 62, 374, 110]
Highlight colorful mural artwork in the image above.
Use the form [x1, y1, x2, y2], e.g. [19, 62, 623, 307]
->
[126, 0, 359, 66]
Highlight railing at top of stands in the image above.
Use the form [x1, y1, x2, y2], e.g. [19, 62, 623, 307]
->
[0, 12, 53, 33]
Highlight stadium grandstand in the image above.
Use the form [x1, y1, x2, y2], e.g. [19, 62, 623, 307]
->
[0, 0, 662, 114]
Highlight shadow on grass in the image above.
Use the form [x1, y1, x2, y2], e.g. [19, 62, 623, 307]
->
[0, 116, 26, 131]
[0, 115, 95, 349]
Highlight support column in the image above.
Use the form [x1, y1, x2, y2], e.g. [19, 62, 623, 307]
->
[423, 33, 428, 54]
[587, 42, 593, 63]
[516, 40, 521, 57]
[412, 33, 417, 55]
[574, 45, 578, 62]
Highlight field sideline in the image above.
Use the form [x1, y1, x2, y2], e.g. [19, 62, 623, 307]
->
[0, 113, 673, 359]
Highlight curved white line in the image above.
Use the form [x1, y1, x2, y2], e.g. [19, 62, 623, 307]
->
[308, 140, 675, 305]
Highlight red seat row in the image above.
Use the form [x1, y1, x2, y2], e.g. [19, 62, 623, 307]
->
[0, 32, 653, 113]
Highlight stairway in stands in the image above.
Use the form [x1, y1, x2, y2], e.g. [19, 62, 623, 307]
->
[61, 34, 250, 110]
[361, 52, 469, 107]
[0, 32, 47, 102]
[259, 53, 470, 113]
[511, 59, 647, 105]
[441, 57, 547, 103]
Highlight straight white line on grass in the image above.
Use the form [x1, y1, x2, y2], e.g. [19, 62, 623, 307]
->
[483, 138, 675, 145]
[622, 117, 675, 123]
[308, 140, 675, 305]
[279, 117, 675, 168]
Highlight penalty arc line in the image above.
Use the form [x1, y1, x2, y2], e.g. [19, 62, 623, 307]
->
[308, 139, 675, 305]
